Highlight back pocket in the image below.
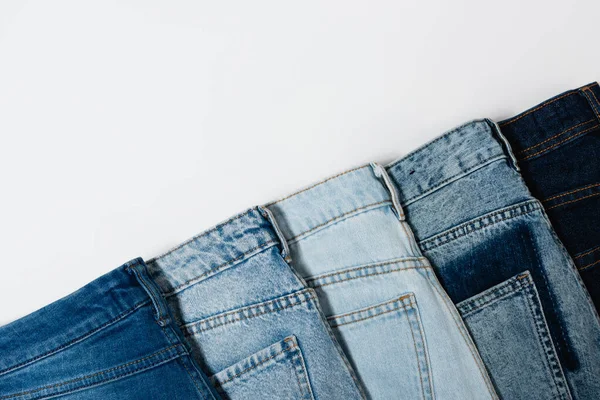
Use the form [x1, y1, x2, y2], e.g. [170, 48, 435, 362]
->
[210, 335, 314, 400]
[457, 271, 571, 400]
[328, 293, 434, 400]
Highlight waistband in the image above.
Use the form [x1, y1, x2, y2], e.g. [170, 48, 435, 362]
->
[265, 164, 404, 243]
[0, 259, 153, 376]
[386, 119, 516, 206]
[499, 82, 600, 161]
[146, 207, 287, 296]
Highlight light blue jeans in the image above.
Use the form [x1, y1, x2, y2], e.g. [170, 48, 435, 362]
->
[146, 208, 365, 399]
[266, 164, 498, 399]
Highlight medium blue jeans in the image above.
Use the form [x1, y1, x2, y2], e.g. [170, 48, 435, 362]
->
[0, 259, 221, 400]
[387, 120, 600, 399]
[266, 164, 497, 399]
[145, 208, 365, 400]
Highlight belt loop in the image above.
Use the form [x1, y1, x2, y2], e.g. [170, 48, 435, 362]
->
[370, 162, 405, 221]
[126, 258, 170, 327]
[488, 119, 520, 172]
[258, 205, 291, 263]
[580, 83, 600, 122]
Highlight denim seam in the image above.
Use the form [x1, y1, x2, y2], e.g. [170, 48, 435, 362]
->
[215, 343, 296, 387]
[583, 88, 600, 120]
[425, 277, 499, 399]
[521, 125, 598, 161]
[149, 208, 256, 263]
[546, 192, 600, 210]
[458, 276, 530, 318]
[305, 256, 428, 282]
[0, 345, 183, 400]
[266, 165, 369, 206]
[521, 282, 566, 399]
[290, 339, 315, 400]
[543, 183, 600, 202]
[329, 301, 414, 328]
[410, 299, 435, 399]
[327, 294, 413, 322]
[526, 231, 573, 369]
[403, 303, 427, 399]
[177, 357, 208, 400]
[288, 200, 391, 244]
[499, 91, 578, 127]
[0, 299, 150, 376]
[183, 290, 316, 334]
[580, 259, 600, 271]
[309, 266, 430, 289]
[575, 246, 600, 259]
[420, 200, 540, 251]
[164, 240, 278, 296]
[516, 119, 597, 154]
[401, 155, 506, 206]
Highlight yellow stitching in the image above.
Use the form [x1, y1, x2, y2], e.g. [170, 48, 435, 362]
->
[403, 304, 427, 399]
[311, 266, 430, 289]
[546, 192, 600, 210]
[579, 259, 600, 271]
[266, 165, 369, 206]
[542, 183, 600, 202]
[500, 91, 577, 127]
[305, 257, 427, 283]
[330, 302, 414, 328]
[288, 200, 391, 242]
[517, 120, 596, 154]
[327, 295, 413, 321]
[585, 88, 600, 118]
[521, 125, 598, 161]
[574, 247, 600, 259]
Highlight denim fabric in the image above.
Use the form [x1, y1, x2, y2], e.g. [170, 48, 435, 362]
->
[498, 83, 600, 312]
[145, 208, 365, 400]
[0, 259, 220, 400]
[387, 120, 600, 399]
[266, 165, 497, 400]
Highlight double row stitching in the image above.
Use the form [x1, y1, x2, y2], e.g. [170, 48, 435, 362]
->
[215, 344, 296, 387]
[0, 345, 180, 399]
[584, 88, 600, 119]
[546, 192, 600, 210]
[0, 299, 150, 376]
[330, 301, 414, 328]
[542, 183, 600, 202]
[311, 266, 430, 289]
[521, 125, 598, 161]
[327, 295, 413, 322]
[420, 201, 540, 250]
[517, 120, 596, 154]
[459, 277, 528, 318]
[184, 291, 315, 334]
[306, 257, 427, 283]
[165, 240, 278, 295]
[574, 246, 600, 259]
[288, 200, 391, 242]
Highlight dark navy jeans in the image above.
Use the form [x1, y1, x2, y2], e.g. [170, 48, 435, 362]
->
[387, 120, 600, 400]
[499, 83, 600, 312]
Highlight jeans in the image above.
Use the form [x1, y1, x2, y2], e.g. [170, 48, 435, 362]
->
[266, 164, 497, 400]
[145, 208, 365, 400]
[498, 82, 600, 312]
[386, 120, 600, 399]
[0, 259, 220, 400]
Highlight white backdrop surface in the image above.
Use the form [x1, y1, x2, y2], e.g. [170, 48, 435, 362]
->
[0, 0, 598, 324]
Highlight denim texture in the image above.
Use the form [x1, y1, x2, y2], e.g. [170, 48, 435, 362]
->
[145, 208, 365, 400]
[387, 120, 600, 399]
[266, 165, 497, 400]
[498, 82, 600, 312]
[0, 259, 220, 400]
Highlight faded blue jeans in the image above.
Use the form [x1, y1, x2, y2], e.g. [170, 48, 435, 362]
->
[266, 165, 497, 399]
[146, 208, 365, 400]
[386, 120, 600, 399]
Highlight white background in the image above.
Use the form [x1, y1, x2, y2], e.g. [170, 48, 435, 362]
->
[0, 0, 598, 324]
